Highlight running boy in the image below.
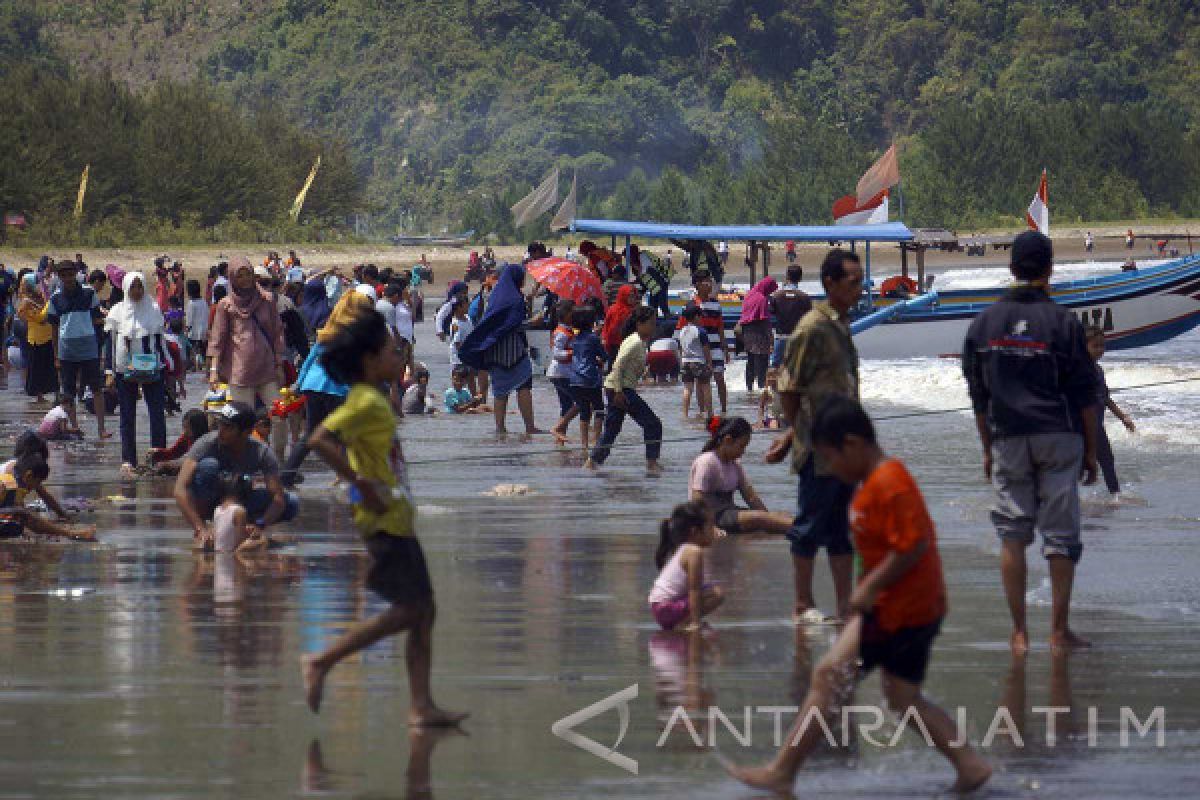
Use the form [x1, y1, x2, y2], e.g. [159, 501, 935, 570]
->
[302, 308, 466, 727]
[688, 270, 731, 414]
[1086, 325, 1135, 496]
[728, 397, 991, 794]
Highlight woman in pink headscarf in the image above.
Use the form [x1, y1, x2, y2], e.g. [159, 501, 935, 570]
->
[737, 277, 777, 393]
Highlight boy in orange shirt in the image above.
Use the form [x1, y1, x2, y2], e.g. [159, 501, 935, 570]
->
[729, 397, 990, 794]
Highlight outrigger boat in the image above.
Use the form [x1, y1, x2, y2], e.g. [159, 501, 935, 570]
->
[562, 219, 1200, 359]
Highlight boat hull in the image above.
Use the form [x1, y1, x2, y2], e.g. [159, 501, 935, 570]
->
[668, 256, 1200, 358]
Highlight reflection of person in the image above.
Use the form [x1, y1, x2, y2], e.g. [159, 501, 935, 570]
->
[728, 398, 991, 795]
[302, 309, 466, 728]
[962, 231, 1098, 655]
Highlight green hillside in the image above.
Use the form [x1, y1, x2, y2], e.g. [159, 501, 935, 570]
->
[12, 0, 1200, 240]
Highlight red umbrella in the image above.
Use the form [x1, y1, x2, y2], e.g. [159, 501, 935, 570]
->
[526, 257, 606, 306]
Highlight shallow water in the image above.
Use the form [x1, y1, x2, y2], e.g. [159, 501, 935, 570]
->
[1, 319, 1198, 798]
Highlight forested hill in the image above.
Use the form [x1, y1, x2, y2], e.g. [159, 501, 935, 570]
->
[15, 1, 1200, 239]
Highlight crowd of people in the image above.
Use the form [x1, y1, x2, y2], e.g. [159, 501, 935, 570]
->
[0, 229, 1132, 795]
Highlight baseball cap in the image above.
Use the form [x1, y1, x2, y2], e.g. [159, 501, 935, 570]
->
[216, 401, 257, 431]
[1010, 231, 1053, 270]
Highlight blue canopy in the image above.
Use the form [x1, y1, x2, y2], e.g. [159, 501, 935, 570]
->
[569, 218, 914, 243]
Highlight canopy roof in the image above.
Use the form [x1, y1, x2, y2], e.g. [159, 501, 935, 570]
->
[568, 218, 914, 243]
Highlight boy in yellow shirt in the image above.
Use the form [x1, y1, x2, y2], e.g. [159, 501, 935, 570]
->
[301, 307, 466, 729]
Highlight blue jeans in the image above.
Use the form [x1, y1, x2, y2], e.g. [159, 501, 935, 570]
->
[788, 455, 854, 558]
[590, 389, 662, 464]
[770, 336, 788, 368]
[117, 377, 167, 466]
[189, 456, 300, 523]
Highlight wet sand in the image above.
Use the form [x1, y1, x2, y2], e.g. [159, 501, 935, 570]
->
[0, 303, 1197, 797]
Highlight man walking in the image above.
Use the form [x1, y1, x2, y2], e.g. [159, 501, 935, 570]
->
[766, 249, 863, 623]
[962, 231, 1098, 654]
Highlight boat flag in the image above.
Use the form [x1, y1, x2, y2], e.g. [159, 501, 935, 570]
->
[833, 189, 889, 226]
[1026, 169, 1049, 235]
[511, 167, 559, 228]
[290, 155, 321, 222]
[74, 164, 89, 220]
[550, 171, 577, 231]
[856, 144, 900, 205]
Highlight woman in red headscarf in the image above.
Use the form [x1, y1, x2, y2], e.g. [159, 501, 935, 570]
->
[737, 277, 777, 393]
[601, 284, 641, 362]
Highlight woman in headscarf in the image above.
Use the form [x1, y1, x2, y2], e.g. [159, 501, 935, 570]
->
[601, 284, 641, 362]
[207, 256, 287, 458]
[281, 291, 375, 487]
[16, 273, 58, 402]
[106, 272, 172, 478]
[459, 264, 542, 437]
[737, 276, 778, 393]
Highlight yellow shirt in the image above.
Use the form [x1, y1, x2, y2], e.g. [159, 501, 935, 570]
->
[17, 299, 53, 346]
[604, 332, 647, 392]
[321, 384, 415, 537]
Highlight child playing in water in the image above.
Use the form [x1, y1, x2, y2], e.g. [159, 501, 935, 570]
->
[303, 308, 466, 728]
[648, 501, 725, 631]
[210, 473, 267, 553]
[401, 368, 436, 415]
[7, 431, 75, 522]
[1086, 325, 1135, 496]
[757, 368, 785, 429]
[546, 299, 580, 445]
[676, 305, 713, 420]
[727, 397, 991, 795]
[37, 395, 83, 440]
[568, 307, 606, 454]
[444, 366, 489, 414]
[690, 416, 793, 535]
[149, 409, 210, 475]
[587, 307, 664, 473]
[0, 452, 96, 540]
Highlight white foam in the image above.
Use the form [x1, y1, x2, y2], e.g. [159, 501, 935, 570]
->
[930, 259, 1172, 290]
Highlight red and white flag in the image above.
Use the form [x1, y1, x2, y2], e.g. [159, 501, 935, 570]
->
[1026, 169, 1049, 235]
[856, 144, 900, 205]
[833, 189, 889, 226]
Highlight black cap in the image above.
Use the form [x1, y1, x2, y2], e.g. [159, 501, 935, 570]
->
[1010, 231, 1053, 275]
[215, 401, 257, 431]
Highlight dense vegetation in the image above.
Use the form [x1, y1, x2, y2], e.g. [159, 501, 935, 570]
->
[7, 0, 1200, 242]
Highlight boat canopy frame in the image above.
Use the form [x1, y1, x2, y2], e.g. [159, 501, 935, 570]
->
[568, 217, 915, 304]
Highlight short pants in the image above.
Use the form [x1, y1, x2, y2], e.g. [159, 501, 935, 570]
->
[60, 358, 103, 399]
[366, 534, 434, 605]
[788, 455, 854, 558]
[680, 362, 713, 383]
[990, 432, 1084, 562]
[570, 384, 604, 418]
[549, 377, 576, 416]
[714, 505, 745, 534]
[651, 597, 690, 630]
[859, 615, 942, 685]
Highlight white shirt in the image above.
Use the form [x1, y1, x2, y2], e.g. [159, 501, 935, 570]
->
[449, 315, 474, 366]
[376, 298, 397, 334]
[184, 297, 208, 339]
[676, 323, 708, 364]
[394, 301, 414, 342]
[648, 544, 704, 605]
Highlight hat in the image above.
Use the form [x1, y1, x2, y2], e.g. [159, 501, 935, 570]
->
[354, 283, 378, 301]
[1010, 231, 1053, 273]
[254, 265, 272, 280]
[215, 401, 257, 431]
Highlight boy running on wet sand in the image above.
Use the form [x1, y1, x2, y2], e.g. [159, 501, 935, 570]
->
[302, 308, 466, 728]
[728, 397, 990, 794]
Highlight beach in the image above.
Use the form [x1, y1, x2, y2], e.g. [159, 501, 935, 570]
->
[0, 261, 1197, 797]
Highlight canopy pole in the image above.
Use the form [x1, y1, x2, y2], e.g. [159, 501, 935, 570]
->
[900, 244, 909, 278]
[864, 241, 873, 308]
[610, 235, 616, 252]
[624, 235, 631, 279]
[763, 241, 770, 278]
[917, 246, 927, 291]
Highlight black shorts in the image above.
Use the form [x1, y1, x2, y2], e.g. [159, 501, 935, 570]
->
[550, 377, 576, 416]
[366, 534, 434, 606]
[60, 359, 103, 399]
[570, 385, 604, 418]
[714, 505, 747, 534]
[859, 615, 942, 685]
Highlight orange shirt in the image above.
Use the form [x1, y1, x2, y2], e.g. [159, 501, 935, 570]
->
[850, 459, 947, 632]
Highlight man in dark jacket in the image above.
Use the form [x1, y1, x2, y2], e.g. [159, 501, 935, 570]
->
[962, 231, 1098, 656]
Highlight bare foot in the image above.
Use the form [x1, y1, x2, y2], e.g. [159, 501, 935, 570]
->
[552, 430, 569, 446]
[409, 705, 469, 728]
[68, 525, 97, 542]
[583, 458, 597, 471]
[724, 761, 794, 795]
[646, 461, 663, 476]
[119, 463, 137, 480]
[1050, 628, 1091, 651]
[525, 427, 547, 435]
[1010, 629, 1030, 656]
[301, 654, 328, 713]
[98, 431, 113, 440]
[952, 756, 993, 793]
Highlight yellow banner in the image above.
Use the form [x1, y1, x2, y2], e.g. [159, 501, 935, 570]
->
[290, 156, 321, 221]
[74, 164, 90, 220]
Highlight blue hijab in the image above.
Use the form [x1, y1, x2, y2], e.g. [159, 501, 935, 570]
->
[299, 276, 332, 333]
[459, 264, 527, 369]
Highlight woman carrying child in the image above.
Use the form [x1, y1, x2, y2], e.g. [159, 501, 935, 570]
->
[648, 501, 725, 631]
[690, 416, 793, 535]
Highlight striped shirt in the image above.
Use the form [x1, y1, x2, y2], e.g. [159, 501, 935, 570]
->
[696, 298, 727, 365]
[45, 285, 101, 362]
